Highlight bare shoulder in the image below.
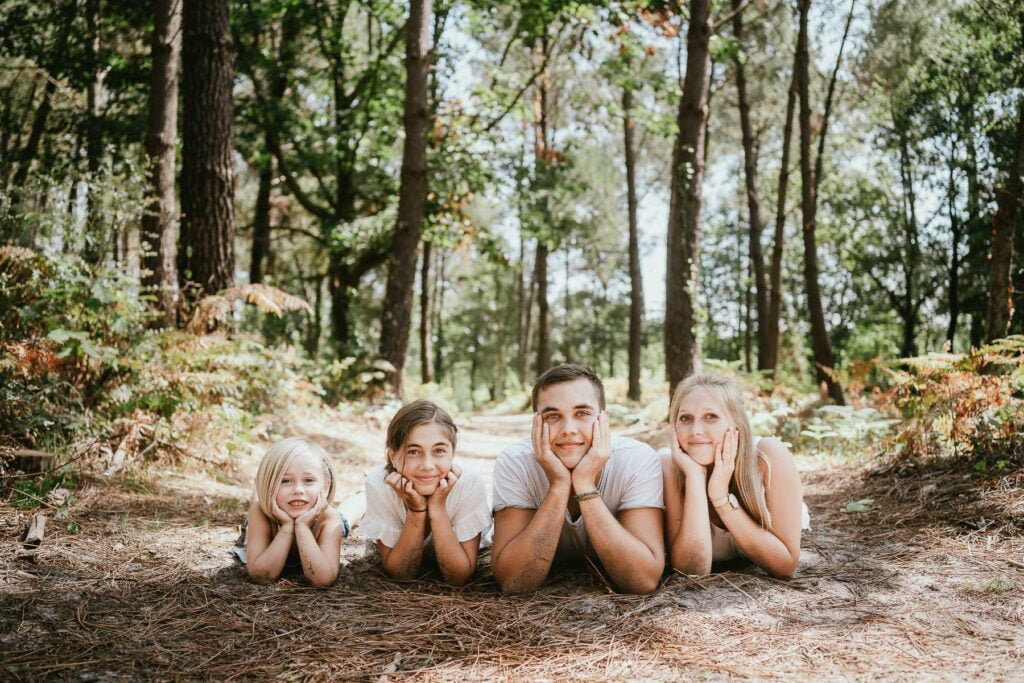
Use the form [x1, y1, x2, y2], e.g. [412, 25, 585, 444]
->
[756, 437, 800, 489]
[756, 436, 795, 465]
[247, 499, 267, 524]
[315, 509, 344, 541]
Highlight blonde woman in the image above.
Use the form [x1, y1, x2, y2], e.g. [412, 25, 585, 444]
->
[244, 436, 346, 587]
[661, 375, 808, 578]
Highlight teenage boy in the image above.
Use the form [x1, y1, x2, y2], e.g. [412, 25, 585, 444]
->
[491, 364, 664, 594]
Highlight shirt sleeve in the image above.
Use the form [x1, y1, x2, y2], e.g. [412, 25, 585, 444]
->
[618, 442, 665, 510]
[492, 444, 537, 512]
[359, 467, 404, 548]
[449, 469, 493, 542]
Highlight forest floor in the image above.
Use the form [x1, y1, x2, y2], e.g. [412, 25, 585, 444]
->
[1, 408, 1023, 681]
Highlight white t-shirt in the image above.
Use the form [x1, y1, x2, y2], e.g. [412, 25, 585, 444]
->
[360, 463, 492, 548]
[492, 436, 664, 561]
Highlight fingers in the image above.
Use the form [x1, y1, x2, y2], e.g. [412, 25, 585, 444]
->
[451, 463, 462, 477]
[542, 421, 552, 457]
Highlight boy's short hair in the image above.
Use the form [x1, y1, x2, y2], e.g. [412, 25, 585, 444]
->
[531, 364, 606, 411]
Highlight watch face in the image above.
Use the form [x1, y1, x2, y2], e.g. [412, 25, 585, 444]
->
[728, 493, 740, 509]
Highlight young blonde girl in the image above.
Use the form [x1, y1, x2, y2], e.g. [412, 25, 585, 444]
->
[245, 437, 345, 587]
[361, 400, 491, 586]
[661, 374, 809, 579]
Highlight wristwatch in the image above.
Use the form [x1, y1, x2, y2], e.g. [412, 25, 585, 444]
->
[711, 493, 740, 513]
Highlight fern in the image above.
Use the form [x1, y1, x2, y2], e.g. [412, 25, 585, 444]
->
[187, 284, 313, 335]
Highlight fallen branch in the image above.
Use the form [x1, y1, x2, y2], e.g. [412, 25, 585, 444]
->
[22, 513, 48, 550]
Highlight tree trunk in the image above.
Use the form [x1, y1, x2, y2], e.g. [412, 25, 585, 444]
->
[534, 241, 550, 372]
[83, 0, 104, 263]
[664, 0, 712, 395]
[251, 8, 300, 286]
[250, 149, 272, 284]
[946, 161, 962, 348]
[433, 248, 446, 381]
[140, 0, 181, 327]
[179, 0, 235, 302]
[897, 124, 920, 357]
[379, 0, 433, 396]
[986, 94, 1024, 342]
[797, 0, 845, 404]
[624, 86, 644, 402]
[420, 240, 433, 384]
[766, 51, 798, 373]
[731, 0, 769, 371]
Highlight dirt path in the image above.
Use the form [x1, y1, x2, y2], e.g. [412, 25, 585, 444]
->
[2, 413, 1022, 680]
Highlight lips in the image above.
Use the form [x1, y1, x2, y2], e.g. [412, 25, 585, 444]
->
[288, 499, 309, 507]
[557, 441, 585, 448]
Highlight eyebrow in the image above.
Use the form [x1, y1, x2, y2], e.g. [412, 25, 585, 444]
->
[404, 442, 451, 448]
[541, 404, 596, 413]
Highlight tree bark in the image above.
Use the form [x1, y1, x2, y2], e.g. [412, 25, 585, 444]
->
[797, 0, 845, 404]
[420, 240, 433, 384]
[179, 0, 236, 301]
[379, 0, 433, 396]
[141, 0, 181, 328]
[534, 241, 551, 373]
[946, 158, 961, 348]
[250, 150, 272, 284]
[897, 124, 920, 357]
[83, 0, 104, 263]
[624, 86, 644, 402]
[664, 0, 712, 395]
[986, 93, 1024, 342]
[765, 50, 798, 373]
[731, 0, 770, 371]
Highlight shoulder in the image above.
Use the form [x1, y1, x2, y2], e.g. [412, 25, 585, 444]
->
[611, 436, 660, 466]
[454, 463, 486, 491]
[755, 437, 798, 483]
[364, 463, 391, 489]
[494, 437, 535, 473]
[316, 508, 344, 538]
[496, 436, 533, 461]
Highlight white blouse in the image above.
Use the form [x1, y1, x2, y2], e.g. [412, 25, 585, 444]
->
[360, 463, 492, 548]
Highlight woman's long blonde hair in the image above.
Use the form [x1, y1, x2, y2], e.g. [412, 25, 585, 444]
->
[254, 436, 336, 530]
[669, 374, 772, 529]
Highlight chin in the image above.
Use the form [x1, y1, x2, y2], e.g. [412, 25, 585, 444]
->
[412, 483, 439, 496]
[556, 454, 584, 470]
[687, 450, 715, 466]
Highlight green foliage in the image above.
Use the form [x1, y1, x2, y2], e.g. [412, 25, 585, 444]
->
[878, 337, 1024, 467]
[314, 355, 397, 405]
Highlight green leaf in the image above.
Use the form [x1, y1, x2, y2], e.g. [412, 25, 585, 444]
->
[844, 499, 874, 513]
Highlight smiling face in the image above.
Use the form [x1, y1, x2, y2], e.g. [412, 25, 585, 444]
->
[392, 422, 454, 496]
[536, 378, 601, 469]
[674, 387, 735, 466]
[274, 452, 327, 518]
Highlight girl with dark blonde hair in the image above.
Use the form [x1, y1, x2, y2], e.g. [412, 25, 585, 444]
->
[661, 374, 808, 578]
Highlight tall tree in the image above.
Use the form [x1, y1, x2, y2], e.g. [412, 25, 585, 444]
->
[420, 240, 433, 384]
[766, 49, 798, 372]
[665, 0, 712, 393]
[140, 0, 181, 327]
[623, 84, 643, 401]
[796, 0, 849, 404]
[532, 36, 553, 374]
[380, 0, 434, 395]
[730, 0, 769, 370]
[178, 0, 235, 300]
[986, 92, 1024, 341]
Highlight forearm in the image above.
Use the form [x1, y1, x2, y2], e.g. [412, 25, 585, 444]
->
[428, 506, 474, 586]
[381, 512, 428, 580]
[581, 500, 663, 594]
[493, 481, 570, 593]
[670, 478, 713, 575]
[720, 511, 798, 578]
[294, 526, 338, 587]
[247, 527, 294, 584]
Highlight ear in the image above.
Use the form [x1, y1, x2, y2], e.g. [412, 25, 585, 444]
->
[386, 448, 396, 470]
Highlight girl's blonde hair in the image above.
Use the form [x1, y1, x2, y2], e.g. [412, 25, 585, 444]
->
[384, 400, 458, 473]
[668, 374, 772, 529]
[254, 436, 336, 528]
